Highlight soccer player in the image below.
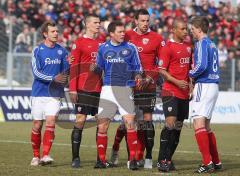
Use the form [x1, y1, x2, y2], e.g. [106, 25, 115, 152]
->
[94, 21, 142, 170]
[69, 14, 104, 168]
[189, 16, 221, 173]
[111, 9, 164, 169]
[157, 18, 192, 172]
[30, 21, 69, 166]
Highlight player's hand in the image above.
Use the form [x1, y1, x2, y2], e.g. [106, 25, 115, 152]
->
[140, 76, 153, 89]
[176, 80, 188, 89]
[67, 55, 75, 65]
[90, 63, 97, 72]
[135, 74, 143, 90]
[69, 92, 78, 103]
[54, 73, 68, 84]
[189, 82, 194, 100]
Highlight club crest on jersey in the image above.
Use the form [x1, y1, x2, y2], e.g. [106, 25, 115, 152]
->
[187, 47, 191, 54]
[142, 38, 149, 45]
[57, 49, 63, 55]
[119, 49, 131, 57]
[72, 44, 76, 50]
[161, 41, 166, 47]
[158, 60, 163, 66]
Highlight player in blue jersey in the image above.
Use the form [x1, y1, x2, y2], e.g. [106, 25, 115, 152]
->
[94, 21, 142, 170]
[30, 21, 69, 166]
[190, 16, 221, 173]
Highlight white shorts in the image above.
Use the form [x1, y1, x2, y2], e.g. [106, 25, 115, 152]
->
[98, 86, 135, 119]
[31, 97, 61, 120]
[190, 83, 219, 120]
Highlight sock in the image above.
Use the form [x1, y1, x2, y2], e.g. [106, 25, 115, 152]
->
[167, 129, 181, 161]
[158, 126, 171, 161]
[195, 128, 212, 165]
[112, 123, 126, 151]
[136, 128, 145, 160]
[71, 126, 83, 160]
[126, 128, 137, 161]
[208, 131, 220, 164]
[97, 132, 107, 162]
[31, 128, 41, 158]
[96, 127, 100, 162]
[124, 132, 130, 161]
[42, 125, 55, 156]
[144, 121, 155, 159]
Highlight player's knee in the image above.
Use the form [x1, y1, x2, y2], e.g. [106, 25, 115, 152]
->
[33, 120, 43, 131]
[97, 118, 109, 133]
[165, 118, 176, 130]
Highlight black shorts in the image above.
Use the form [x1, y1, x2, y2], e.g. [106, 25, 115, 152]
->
[134, 91, 156, 113]
[75, 91, 100, 116]
[162, 96, 189, 121]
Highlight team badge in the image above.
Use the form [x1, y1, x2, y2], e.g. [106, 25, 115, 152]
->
[168, 107, 172, 112]
[57, 49, 63, 55]
[161, 41, 166, 47]
[142, 38, 149, 45]
[158, 59, 163, 66]
[72, 44, 76, 50]
[187, 47, 191, 54]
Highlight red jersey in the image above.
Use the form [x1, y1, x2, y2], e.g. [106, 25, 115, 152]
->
[69, 36, 104, 93]
[125, 29, 164, 89]
[158, 39, 192, 99]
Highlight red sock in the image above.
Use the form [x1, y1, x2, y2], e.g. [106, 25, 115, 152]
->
[195, 128, 212, 165]
[42, 125, 55, 156]
[127, 129, 137, 161]
[97, 132, 108, 162]
[208, 131, 220, 164]
[112, 124, 126, 151]
[31, 128, 41, 158]
[136, 129, 145, 160]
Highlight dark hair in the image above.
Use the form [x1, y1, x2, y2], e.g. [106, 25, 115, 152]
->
[190, 16, 209, 33]
[107, 21, 124, 33]
[134, 9, 149, 19]
[41, 21, 57, 39]
[84, 14, 99, 25]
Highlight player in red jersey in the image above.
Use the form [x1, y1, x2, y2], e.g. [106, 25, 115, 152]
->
[156, 18, 192, 172]
[111, 9, 164, 169]
[69, 14, 104, 168]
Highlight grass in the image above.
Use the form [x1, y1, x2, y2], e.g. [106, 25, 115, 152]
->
[0, 122, 240, 176]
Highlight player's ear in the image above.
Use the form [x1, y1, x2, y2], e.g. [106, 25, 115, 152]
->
[43, 31, 48, 39]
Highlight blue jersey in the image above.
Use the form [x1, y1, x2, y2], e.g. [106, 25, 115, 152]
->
[31, 43, 69, 97]
[189, 37, 219, 83]
[96, 41, 142, 87]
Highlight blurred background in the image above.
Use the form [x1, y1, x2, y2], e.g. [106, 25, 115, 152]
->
[0, 0, 239, 91]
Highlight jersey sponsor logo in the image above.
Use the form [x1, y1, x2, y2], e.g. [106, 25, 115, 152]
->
[72, 44, 76, 50]
[44, 58, 61, 65]
[57, 49, 63, 55]
[106, 57, 125, 63]
[91, 52, 97, 59]
[180, 57, 190, 65]
[142, 38, 149, 45]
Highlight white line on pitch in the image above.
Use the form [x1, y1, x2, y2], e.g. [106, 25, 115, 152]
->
[0, 139, 239, 157]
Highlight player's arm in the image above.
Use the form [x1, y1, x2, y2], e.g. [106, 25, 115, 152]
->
[189, 40, 208, 78]
[69, 41, 81, 103]
[130, 44, 144, 89]
[158, 45, 188, 89]
[31, 47, 54, 82]
[95, 46, 105, 72]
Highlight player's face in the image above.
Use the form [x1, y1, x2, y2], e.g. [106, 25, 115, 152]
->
[110, 26, 125, 44]
[86, 17, 100, 34]
[135, 14, 150, 34]
[45, 26, 58, 43]
[174, 22, 188, 41]
[191, 25, 200, 40]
